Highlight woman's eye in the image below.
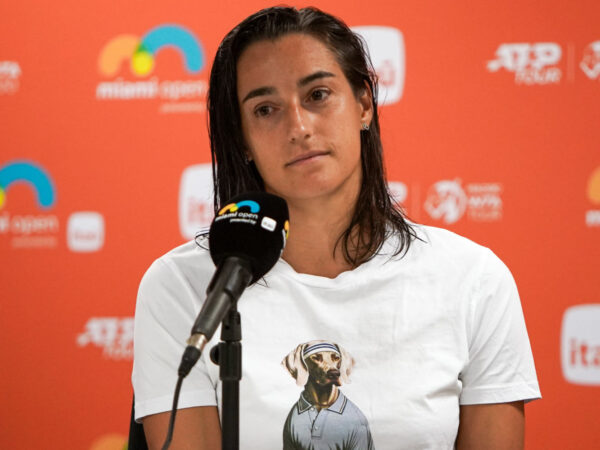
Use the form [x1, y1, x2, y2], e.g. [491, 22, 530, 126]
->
[254, 105, 273, 117]
[310, 88, 329, 102]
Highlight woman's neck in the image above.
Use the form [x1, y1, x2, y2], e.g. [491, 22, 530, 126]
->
[281, 196, 357, 278]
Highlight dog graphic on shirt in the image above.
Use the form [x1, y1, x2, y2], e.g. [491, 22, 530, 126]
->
[281, 340, 375, 450]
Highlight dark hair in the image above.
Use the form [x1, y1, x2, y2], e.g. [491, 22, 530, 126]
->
[207, 6, 416, 266]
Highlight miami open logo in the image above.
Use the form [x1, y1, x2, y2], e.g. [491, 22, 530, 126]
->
[96, 24, 208, 113]
[218, 200, 261, 216]
[0, 160, 59, 248]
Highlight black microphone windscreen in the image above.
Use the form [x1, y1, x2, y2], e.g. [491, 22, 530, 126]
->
[209, 192, 289, 283]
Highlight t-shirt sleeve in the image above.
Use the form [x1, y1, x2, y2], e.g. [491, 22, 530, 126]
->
[132, 257, 218, 422]
[459, 249, 541, 405]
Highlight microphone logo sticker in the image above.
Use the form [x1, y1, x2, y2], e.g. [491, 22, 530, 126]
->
[261, 216, 277, 232]
[218, 200, 260, 215]
[216, 200, 260, 225]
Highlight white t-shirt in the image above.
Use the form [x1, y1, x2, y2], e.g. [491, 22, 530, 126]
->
[132, 225, 540, 449]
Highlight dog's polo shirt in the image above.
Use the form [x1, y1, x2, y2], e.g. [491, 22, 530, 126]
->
[133, 224, 541, 449]
[283, 390, 374, 449]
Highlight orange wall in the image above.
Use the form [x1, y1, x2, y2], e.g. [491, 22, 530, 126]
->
[1, 1, 599, 448]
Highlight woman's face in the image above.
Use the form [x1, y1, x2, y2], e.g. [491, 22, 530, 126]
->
[236, 33, 372, 204]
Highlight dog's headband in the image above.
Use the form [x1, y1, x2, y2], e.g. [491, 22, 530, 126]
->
[303, 343, 340, 359]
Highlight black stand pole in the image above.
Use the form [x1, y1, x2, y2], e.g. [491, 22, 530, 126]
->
[210, 305, 242, 450]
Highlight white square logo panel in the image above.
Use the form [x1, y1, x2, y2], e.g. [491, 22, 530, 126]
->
[352, 26, 405, 105]
[67, 212, 105, 252]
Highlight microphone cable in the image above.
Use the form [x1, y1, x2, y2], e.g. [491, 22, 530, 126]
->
[161, 375, 184, 450]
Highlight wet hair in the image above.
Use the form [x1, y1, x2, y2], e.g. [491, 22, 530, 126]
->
[207, 6, 416, 266]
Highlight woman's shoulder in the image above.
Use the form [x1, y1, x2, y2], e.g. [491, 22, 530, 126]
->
[397, 223, 503, 275]
[140, 236, 215, 288]
[412, 224, 490, 257]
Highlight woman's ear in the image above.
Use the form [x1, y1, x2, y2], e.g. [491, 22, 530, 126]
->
[358, 81, 374, 129]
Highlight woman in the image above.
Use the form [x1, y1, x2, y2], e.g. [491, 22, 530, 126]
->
[133, 7, 540, 449]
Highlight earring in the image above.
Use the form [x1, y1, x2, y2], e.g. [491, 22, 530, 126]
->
[243, 154, 250, 165]
[361, 122, 370, 131]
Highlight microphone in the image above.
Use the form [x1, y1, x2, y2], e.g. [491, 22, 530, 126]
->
[178, 192, 289, 377]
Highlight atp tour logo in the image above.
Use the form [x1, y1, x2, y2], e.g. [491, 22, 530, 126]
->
[96, 24, 208, 113]
[487, 43, 562, 85]
[0, 61, 21, 95]
[580, 41, 600, 81]
[77, 317, 134, 360]
[585, 167, 600, 227]
[0, 160, 59, 248]
[424, 179, 503, 224]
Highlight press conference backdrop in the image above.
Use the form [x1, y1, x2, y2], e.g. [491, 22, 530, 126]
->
[1, 0, 599, 448]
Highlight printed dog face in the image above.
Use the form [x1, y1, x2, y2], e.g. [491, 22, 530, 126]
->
[305, 350, 342, 386]
[282, 340, 355, 387]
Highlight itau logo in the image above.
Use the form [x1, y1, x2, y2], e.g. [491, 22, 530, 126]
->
[179, 163, 214, 240]
[351, 26, 405, 105]
[424, 179, 503, 224]
[96, 24, 207, 113]
[77, 317, 134, 360]
[487, 42, 562, 85]
[561, 304, 600, 385]
[585, 166, 600, 227]
[580, 41, 600, 81]
[67, 212, 105, 252]
[0, 61, 21, 95]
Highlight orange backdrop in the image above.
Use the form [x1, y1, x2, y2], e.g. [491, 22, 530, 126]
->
[1, 1, 599, 448]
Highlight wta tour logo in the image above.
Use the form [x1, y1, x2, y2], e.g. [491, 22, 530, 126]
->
[424, 179, 503, 224]
[580, 41, 600, 81]
[96, 24, 207, 113]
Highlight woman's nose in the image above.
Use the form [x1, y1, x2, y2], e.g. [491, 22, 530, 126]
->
[287, 101, 311, 143]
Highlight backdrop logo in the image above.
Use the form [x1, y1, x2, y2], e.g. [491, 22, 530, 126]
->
[96, 24, 207, 113]
[487, 43, 562, 85]
[388, 181, 408, 206]
[98, 25, 203, 77]
[67, 212, 105, 252]
[0, 61, 21, 95]
[0, 160, 56, 210]
[561, 304, 600, 385]
[351, 26, 405, 105]
[424, 179, 503, 224]
[0, 160, 59, 248]
[581, 41, 600, 80]
[586, 166, 600, 227]
[424, 180, 467, 224]
[77, 317, 134, 360]
[179, 164, 213, 240]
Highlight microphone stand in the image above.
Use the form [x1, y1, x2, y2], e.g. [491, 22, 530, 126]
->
[210, 304, 242, 450]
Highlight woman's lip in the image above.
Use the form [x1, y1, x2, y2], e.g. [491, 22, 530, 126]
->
[286, 151, 330, 166]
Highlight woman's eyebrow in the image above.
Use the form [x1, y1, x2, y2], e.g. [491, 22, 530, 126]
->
[242, 86, 276, 103]
[241, 71, 335, 103]
[298, 71, 335, 87]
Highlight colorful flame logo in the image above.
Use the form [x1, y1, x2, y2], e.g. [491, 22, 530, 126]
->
[98, 24, 204, 77]
[218, 200, 261, 215]
[0, 160, 56, 210]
